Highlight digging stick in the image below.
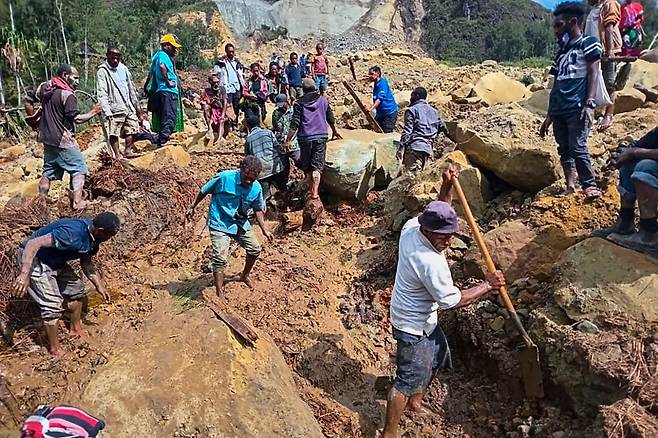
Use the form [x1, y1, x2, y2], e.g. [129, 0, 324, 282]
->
[452, 176, 544, 398]
[342, 80, 383, 133]
[202, 290, 258, 347]
[348, 56, 357, 81]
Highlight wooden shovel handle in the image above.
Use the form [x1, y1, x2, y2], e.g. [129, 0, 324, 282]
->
[451, 176, 536, 348]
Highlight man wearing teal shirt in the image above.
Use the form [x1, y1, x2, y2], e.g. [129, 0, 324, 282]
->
[186, 156, 273, 299]
[137, 34, 181, 146]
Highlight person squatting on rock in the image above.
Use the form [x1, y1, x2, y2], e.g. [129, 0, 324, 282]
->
[586, 0, 622, 131]
[13, 212, 120, 357]
[136, 34, 181, 147]
[540, 2, 603, 199]
[213, 43, 245, 129]
[96, 45, 141, 159]
[397, 87, 448, 173]
[186, 156, 273, 299]
[594, 126, 658, 254]
[33, 63, 102, 210]
[377, 165, 506, 438]
[244, 115, 287, 201]
[368, 66, 398, 133]
[201, 73, 230, 145]
[285, 78, 342, 202]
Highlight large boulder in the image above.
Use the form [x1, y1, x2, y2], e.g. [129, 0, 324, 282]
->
[322, 129, 400, 200]
[553, 238, 658, 327]
[447, 106, 562, 193]
[131, 145, 191, 170]
[614, 87, 646, 114]
[473, 72, 529, 106]
[520, 89, 550, 116]
[81, 304, 323, 437]
[623, 59, 658, 90]
[384, 150, 492, 220]
[394, 90, 412, 111]
[462, 220, 576, 282]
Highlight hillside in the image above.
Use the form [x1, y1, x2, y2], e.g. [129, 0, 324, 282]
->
[420, 0, 553, 62]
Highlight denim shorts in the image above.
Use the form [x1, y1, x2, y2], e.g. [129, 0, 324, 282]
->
[315, 75, 328, 92]
[618, 159, 658, 200]
[43, 145, 88, 181]
[392, 326, 452, 397]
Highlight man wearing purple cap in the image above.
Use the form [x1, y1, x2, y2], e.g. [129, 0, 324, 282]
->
[378, 166, 506, 438]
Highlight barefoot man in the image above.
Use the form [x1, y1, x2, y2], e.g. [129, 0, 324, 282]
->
[378, 166, 506, 437]
[186, 156, 273, 298]
[13, 212, 120, 357]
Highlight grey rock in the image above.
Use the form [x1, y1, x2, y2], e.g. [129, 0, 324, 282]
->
[576, 320, 600, 334]
[490, 316, 505, 331]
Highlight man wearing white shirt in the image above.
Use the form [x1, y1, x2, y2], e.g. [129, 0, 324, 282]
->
[213, 43, 245, 127]
[378, 166, 506, 438]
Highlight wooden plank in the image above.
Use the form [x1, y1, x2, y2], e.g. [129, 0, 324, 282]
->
[348, 56, 357, 81]
[202, 290, 258, 347]
[342, 80, 383, 133]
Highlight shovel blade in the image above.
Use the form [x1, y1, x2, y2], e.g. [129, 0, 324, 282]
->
[519, 345, 544, 398]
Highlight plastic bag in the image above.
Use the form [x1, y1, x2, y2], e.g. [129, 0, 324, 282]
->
[594, 66, 612, 108]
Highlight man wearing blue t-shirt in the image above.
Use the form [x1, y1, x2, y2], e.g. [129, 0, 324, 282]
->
[186, 156, 273, 299]
[540, 2, 602, 199]
[13, 212, 120, 357]
[368, 66, 398, 133]
[138, 34, 181, 146]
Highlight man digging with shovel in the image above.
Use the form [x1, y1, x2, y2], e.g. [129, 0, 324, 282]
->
[377, 165, 506, 438]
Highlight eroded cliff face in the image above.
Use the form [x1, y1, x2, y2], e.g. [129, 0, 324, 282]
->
[212, 0, 405, 37]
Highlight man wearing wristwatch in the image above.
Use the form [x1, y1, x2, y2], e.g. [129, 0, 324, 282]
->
[540, 2, 602, 198]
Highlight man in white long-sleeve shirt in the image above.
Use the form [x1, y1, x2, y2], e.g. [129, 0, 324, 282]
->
[96, 45, 140, 159]
[213, 43, 245, 128]
[377, 165, 506, 438]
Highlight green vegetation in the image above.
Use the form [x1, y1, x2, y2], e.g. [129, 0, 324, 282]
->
[0, 0, 219, 104]
[422, 0, 555, 62]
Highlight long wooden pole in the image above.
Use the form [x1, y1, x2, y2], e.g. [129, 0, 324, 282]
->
[342, 80, 383, 133]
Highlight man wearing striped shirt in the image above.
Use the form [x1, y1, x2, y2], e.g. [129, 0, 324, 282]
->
[540, 2, 602, 199]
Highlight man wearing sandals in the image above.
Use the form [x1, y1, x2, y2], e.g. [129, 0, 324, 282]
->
[377, 166, 506, 438]
[594, 127, 658, 254]
[540, 2, 603, 199]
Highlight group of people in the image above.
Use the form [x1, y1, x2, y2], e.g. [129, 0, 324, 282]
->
[12, 5, 658, 436]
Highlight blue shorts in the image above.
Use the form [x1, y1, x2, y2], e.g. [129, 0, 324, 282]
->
[392, 326, 452, 396]
[618, 159, 658, 201]
[43, 144, 88, 181]
[315, 75, 328, 92]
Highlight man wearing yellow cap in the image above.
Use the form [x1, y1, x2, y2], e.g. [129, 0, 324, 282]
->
[138, 34, 181, 146]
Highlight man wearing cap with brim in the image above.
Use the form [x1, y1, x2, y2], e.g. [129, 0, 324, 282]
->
[12, 212, 121, 358]
[377, 165, 506, 438]
[136, 33, 181, 147]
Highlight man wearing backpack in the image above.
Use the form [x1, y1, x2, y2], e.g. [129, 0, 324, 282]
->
[96, 45, 141, 159]
[138, 34, 181, 147]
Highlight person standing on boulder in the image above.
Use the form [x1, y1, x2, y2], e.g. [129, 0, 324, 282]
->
[377, 166, 506, 438]
[285, 78, 341, 202]
[594, 127, 658, 254]
[13, 212, 120, 357]
[368, 66, 398, 133]
[137, 34, 181, 147]
[213, 43, 245, 129]
[398, 87, 448, 173]
[540, 2, 603, 198]
[186, 156, 273, 299]
[310, 43, 330, 95]
[35, 63, 102, 210]
[96, 45, 141, 159]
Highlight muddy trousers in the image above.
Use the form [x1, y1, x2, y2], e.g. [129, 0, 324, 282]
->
[551, 111, 596, 189]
